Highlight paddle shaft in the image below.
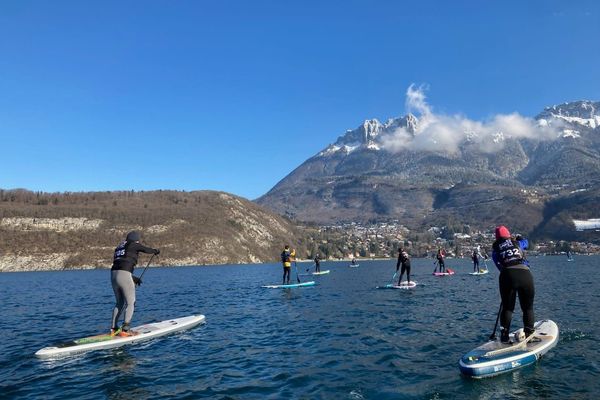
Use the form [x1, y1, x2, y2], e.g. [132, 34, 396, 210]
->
[138, 254, 156, 281]
[294, 260, 301, 283]
[489, 302, 503, 340]
[390, 270, 398, 285]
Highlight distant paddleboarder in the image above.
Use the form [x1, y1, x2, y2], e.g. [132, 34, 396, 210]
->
[472, 247, 487, 273]
[314, 253, 321, 273]
[492, 226, 535, 343]
[110, 231, 160, 337]
[436, 248, 446, 273]
[281, 245, 295, 285]
[396, 247, 411, 285]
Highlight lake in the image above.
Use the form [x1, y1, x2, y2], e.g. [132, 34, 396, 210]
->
[1, 255, 598, 399]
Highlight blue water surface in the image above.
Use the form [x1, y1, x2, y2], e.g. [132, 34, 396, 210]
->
[1, 256, 598, 399]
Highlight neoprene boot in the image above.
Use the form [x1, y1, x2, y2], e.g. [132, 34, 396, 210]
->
[500, 329, 511, 344]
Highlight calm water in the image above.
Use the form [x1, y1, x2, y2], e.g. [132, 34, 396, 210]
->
[1, 256, 598, 399]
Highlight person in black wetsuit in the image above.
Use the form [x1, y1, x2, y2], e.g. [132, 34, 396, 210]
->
[396, 247, 411, 285]
[436, 248, 446, 272]
[314, 253, 321, 273]
[492, 225, 535, 343]
[110, 231, 160, 336]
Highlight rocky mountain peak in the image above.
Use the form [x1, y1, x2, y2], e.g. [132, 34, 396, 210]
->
[537, 100, 600, 130]
[319, 114, 420, 156]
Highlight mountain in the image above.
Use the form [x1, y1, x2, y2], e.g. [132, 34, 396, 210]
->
[0, 190, 303, 272]
[256, 101, 600, 241]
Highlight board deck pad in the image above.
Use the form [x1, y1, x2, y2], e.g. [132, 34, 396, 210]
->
[459, 319, 559, 378]
[36, 315, 206, 359]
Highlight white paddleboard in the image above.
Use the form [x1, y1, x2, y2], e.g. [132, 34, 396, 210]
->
[35, 315, 206, 359]
[459, 319, 559, 378]
[433, 270, 455, 276]
[469, 269, 489, 275]
[378, 281, 417, 289]
[312, 270, 330, 275]
[262, 281, 316, 289]
[349, 264, 360, 268]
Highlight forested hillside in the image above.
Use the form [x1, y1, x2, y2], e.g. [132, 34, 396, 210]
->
[0, 190, 306, 272]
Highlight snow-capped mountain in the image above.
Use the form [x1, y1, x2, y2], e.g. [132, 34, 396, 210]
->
[256, 101, 600, 241]
[319, 115, 419, 155]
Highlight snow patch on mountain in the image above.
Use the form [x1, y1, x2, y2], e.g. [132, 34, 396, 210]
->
[318, 88, 596, 158]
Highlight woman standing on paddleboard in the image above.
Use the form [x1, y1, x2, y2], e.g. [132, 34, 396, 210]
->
[491, 225, 535, 343]
[396, 247, 411, 285]
[111, 231, 160, 337]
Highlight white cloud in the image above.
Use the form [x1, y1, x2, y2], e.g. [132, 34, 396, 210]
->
[380, 85, 565, 154]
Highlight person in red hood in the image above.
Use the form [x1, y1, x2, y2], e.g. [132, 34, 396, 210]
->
[491, 225, 535, 343]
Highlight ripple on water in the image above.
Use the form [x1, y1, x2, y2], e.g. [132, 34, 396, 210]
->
[1, 258, 599, 399]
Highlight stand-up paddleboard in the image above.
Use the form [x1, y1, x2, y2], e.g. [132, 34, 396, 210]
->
[262, 281, 316, 289]
[35, 315, 206, 359]
[433, 269, 454, 276]
[349, 264, 360, 268]
[459, 319, 559, 378]
[312, 270, 330, 275]
[469, 269, 489, 275]
[377, 281, 417, 289]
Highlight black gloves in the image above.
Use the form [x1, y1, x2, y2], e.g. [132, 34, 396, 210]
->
[132, 276, 142, 286]
[154, 249, 160, 255]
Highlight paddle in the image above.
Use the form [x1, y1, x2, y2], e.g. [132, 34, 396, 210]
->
[489, 302, 503, 340]
[306, 263, 316, 272]
[294, 260, 301, 283]
[390, 270, 398, 286]
[137, 254, 156, 283]
[432, 260, 438, 273]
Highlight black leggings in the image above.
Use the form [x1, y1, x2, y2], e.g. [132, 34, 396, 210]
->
[499, 267, 535, 333]
[398, 263, 411, 284]
[283, 267, 291, 284]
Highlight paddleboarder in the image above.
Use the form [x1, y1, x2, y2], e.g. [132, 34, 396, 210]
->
[314, 253, 321, 273]
[492, 226, 535, 343]
[110, 231, 160, 337]
[281, 245, 295, 285]
[436, 248, 446, 273]
[472, 247, 487, 273]
[396, 247, 411, 285]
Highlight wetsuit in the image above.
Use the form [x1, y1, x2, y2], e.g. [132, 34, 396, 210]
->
[111, 240, 158, 330]
[281, 249, 293, 284]
[396, 250, 411, 285]
[472, 251, 480, 272]
[314, 255, 321, 273]
[436, 250, 446, 272]
[492, 237, 535, 339]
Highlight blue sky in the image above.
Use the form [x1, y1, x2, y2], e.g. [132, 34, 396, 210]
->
[1, 1, 598, 200]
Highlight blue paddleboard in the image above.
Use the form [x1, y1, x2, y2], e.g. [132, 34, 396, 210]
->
[459, 319, 558, 378]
